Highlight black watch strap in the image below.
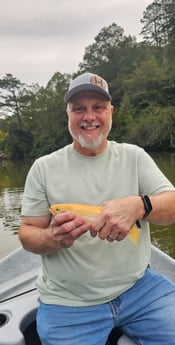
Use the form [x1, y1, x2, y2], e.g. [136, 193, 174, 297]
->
[140, 195, 153, 218]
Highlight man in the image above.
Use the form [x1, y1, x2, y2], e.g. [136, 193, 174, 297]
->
[19, 72, 175, 345]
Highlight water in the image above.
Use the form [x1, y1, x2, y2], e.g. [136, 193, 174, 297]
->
[0, 161, 29, 233]
[0, 152, 175, 258]
[0, 161, 30, 257]
[149, 152, 175, 259]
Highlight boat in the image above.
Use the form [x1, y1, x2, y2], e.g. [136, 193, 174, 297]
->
[0, 245, 175, 345]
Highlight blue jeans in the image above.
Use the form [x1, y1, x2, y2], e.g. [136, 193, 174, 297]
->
[36, 268, 175, 345]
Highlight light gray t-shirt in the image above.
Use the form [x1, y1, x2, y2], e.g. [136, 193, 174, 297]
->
[21, 141, 174, 306]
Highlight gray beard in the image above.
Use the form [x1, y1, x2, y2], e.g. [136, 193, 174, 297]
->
[76, 133, 104, 149]
[68, 124, 105, 149]
[68, 122, 112, 149]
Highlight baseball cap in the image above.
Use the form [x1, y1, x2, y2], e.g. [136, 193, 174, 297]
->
[64, 72, 112, 103]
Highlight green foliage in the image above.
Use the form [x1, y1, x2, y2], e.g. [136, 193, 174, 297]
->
[5, 129, 33, 161]
[0, 73, 39, 131]
[78, 23, 125, 73]
[0, 129, 8, 142]
[0, 0, 175, 161]
[140, 0, 175, 46]
[20, 72, 71, 158]
[123, 56, 168, 109]
[121, 105, 175, 150]
[0, 129, 8, 151]
[107, 94, 135, 144]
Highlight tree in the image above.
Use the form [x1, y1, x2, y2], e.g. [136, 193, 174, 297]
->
[0, 74, 41, 160]
[22, 72, 71, 157]
[123, 56, 169, 110]
[78, 23, 125, 72]
[164, 0, 175, 42]
[0, 74, 24, 130]
[5, 128, 33, 161]
[0, 73, 38, 130]
[0, 129, 8, 152]
[123, 105, 175, 150]
[140, 0, 171, 47]
[140, 0, 175, 47]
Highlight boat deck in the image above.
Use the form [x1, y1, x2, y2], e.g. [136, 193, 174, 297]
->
[0, 246, 174, 345]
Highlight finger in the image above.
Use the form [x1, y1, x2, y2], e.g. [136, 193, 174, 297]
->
[91, 214, 105, 232]
[68, 222, 91, 239]
[52, 217, 86, 236]
[58, 223, 91, 249]
[107, 233, 126, 242]
[115, 232, 126, 241]
[107, 234, 116, 242]
[98, 222, 111, 239]
[110, 232, 126, 242]
[90, 229, 98, 237]
[52, 212, 76, 227]
[53, 215, 91, 237]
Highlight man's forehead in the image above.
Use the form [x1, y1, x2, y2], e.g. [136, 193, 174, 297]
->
[69, 90, 109, 103]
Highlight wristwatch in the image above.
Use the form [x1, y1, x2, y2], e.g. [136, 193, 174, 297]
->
[140, 195, 153, 218]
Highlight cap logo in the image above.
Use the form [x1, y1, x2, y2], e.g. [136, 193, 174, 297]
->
[90, 75, 106, 90]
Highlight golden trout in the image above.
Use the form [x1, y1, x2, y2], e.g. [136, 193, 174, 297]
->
[49, 203, 141, 245]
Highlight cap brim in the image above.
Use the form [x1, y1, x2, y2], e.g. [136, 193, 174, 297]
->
[64, 84, 111, 103]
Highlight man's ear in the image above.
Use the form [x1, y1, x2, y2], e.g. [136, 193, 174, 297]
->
[66, 105, 69, 117]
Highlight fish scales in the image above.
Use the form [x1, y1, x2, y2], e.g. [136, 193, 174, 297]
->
[49, 203, 141, 245]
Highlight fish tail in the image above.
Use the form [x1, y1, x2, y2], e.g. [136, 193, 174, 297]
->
[128, 226, 141, 245]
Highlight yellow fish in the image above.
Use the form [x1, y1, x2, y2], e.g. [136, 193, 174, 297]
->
[49, 203, 141, 245]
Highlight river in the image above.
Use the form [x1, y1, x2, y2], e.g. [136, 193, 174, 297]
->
[0, 152, 175, 259]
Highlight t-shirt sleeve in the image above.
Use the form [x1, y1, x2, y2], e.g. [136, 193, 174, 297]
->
[21, 160, 50, 216]
[137, 148, 175, 195]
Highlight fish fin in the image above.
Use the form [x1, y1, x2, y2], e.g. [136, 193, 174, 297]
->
[49, 207, 56, 216]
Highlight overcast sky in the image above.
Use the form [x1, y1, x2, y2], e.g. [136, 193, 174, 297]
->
[1, 0, 151, 86]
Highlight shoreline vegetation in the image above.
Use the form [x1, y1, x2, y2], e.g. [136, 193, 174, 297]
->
[0, 0, 175, 161]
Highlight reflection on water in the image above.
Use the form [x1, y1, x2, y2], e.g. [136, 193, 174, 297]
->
[0, 187, 24, 233]
[0, 160, 31, 234]
[151, 224, 175, 260]
[149, 152, 175, 258]
[0, 153, 175, 258]
[150, 151, 175, 186]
